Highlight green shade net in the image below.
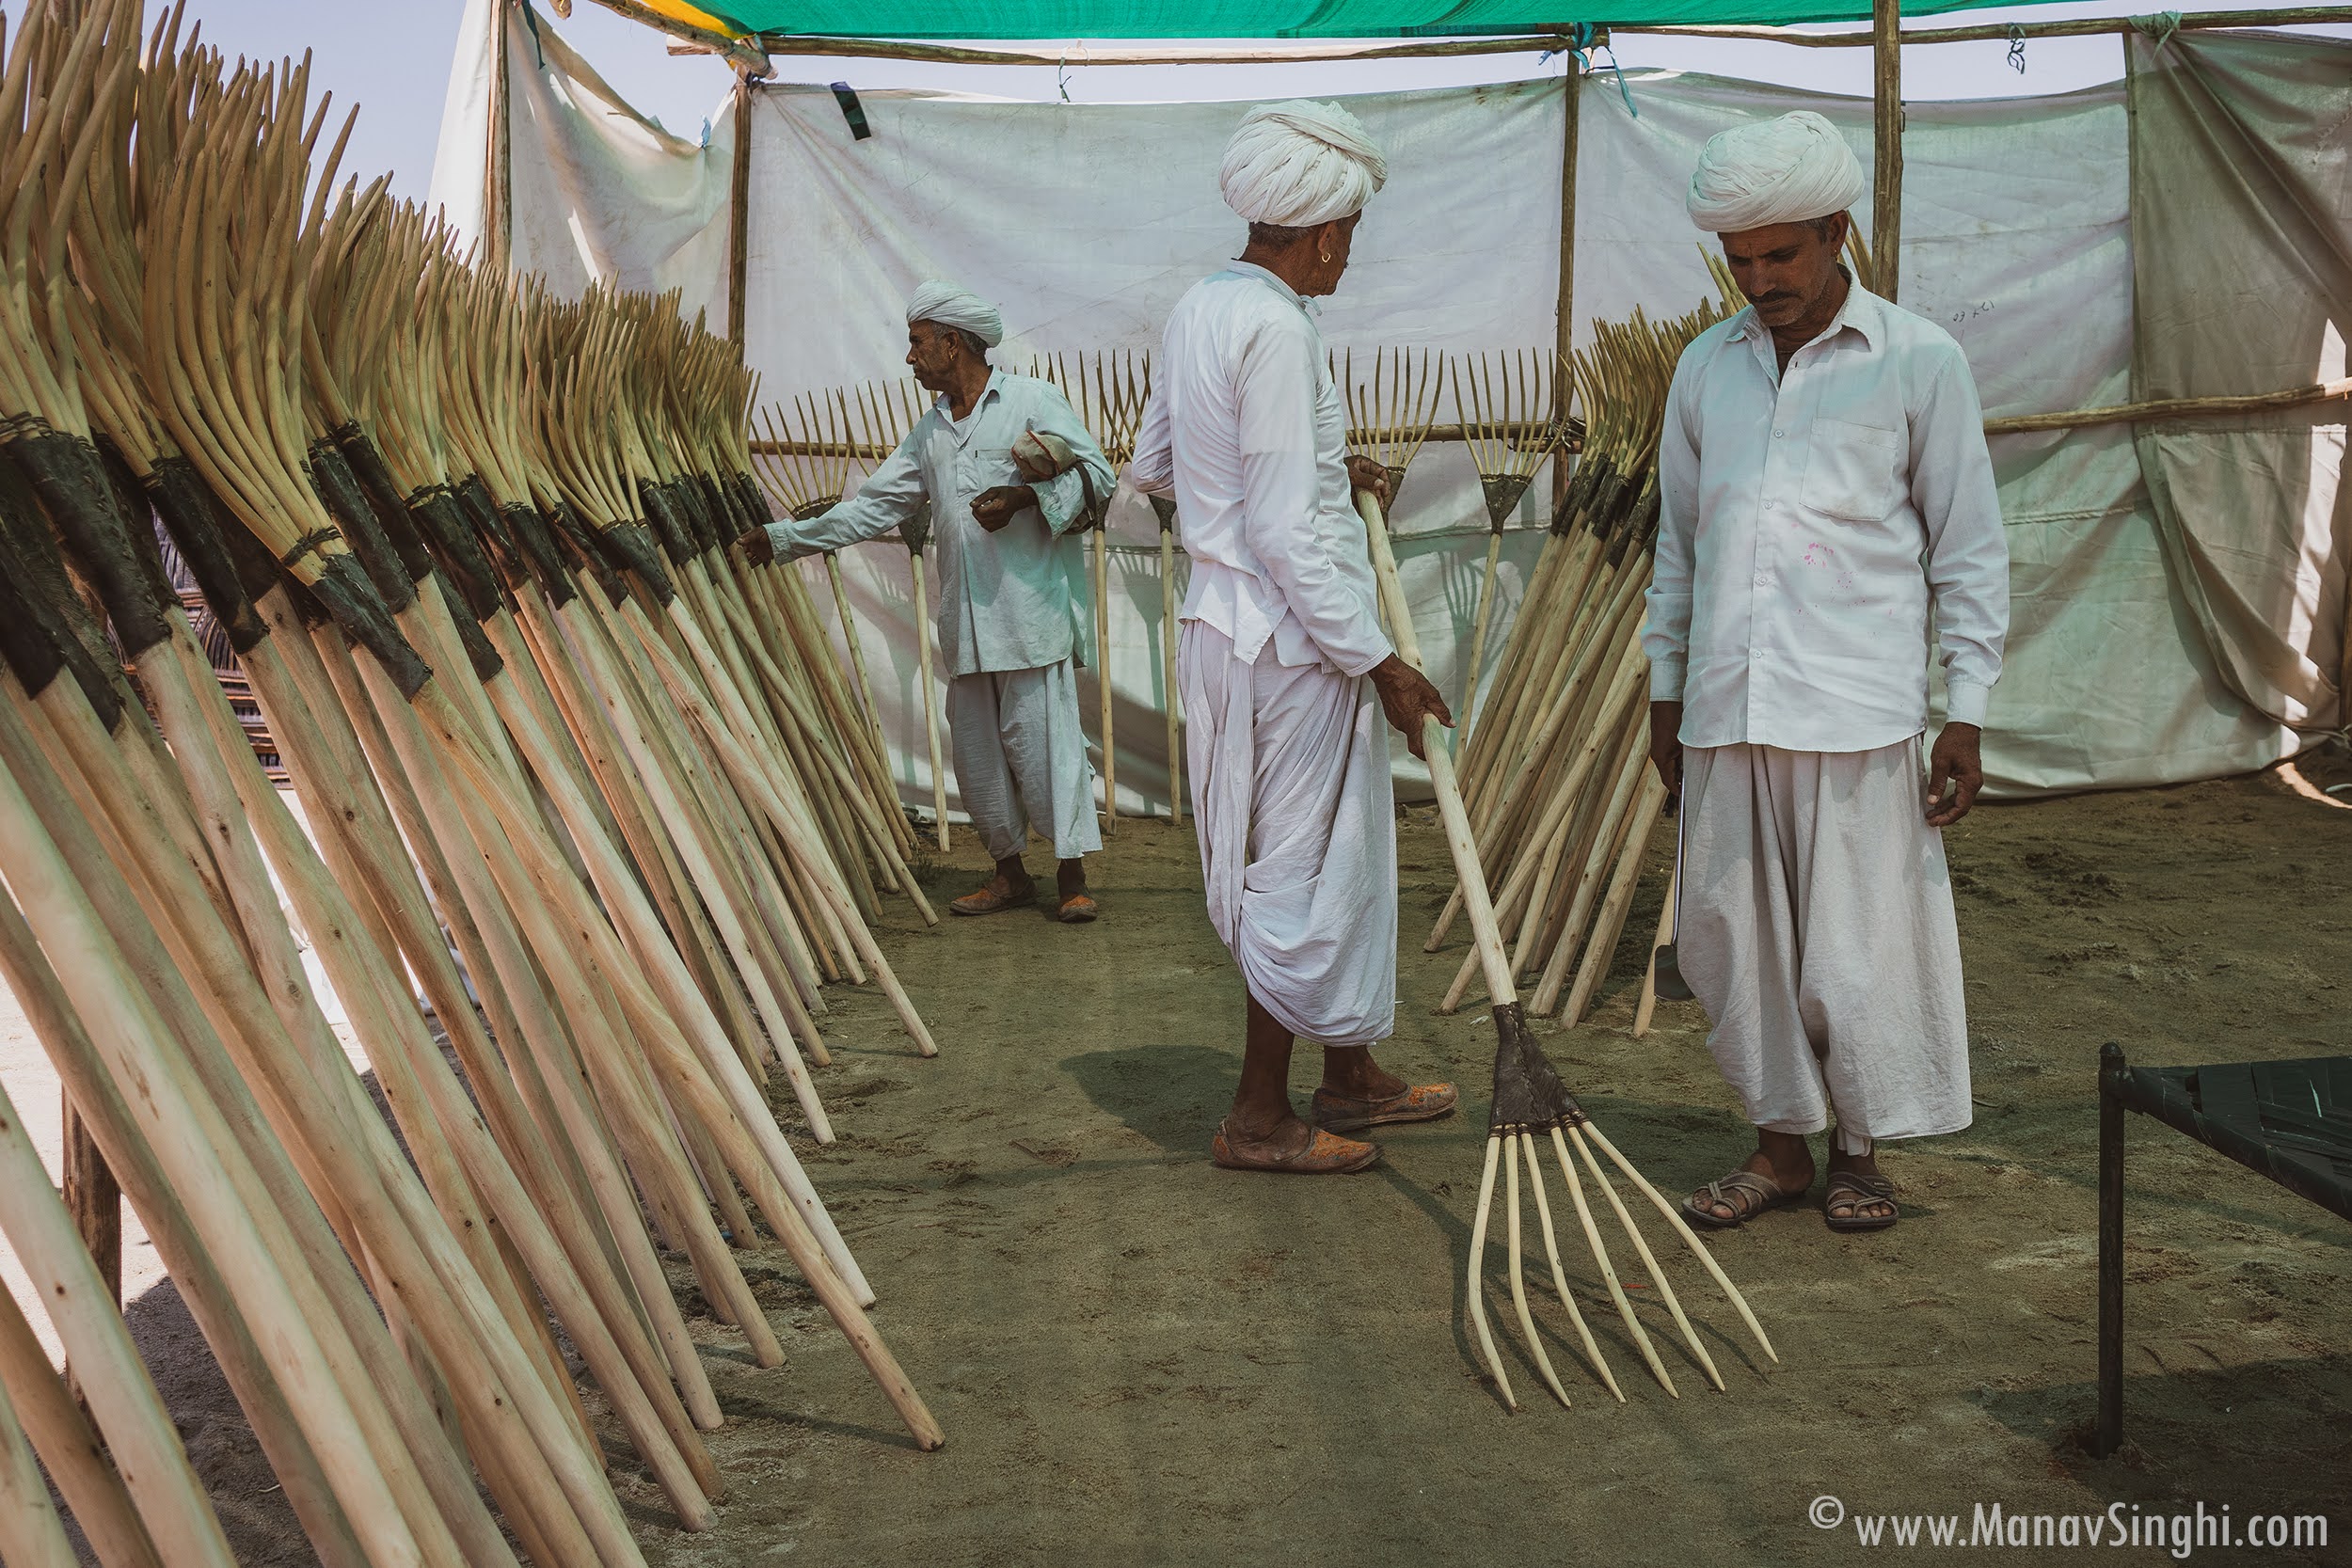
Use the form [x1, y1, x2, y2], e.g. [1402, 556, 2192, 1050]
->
[711, 0, 2018, 41]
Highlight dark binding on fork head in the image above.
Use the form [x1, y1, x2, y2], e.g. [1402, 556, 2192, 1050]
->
[1486, 1002, 1587, 1135]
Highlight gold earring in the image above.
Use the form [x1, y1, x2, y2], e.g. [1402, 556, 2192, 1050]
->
[1320, 246, 1331, 261]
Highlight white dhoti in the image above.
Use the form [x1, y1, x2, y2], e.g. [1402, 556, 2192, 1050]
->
[1178, 623, 1395, 1047]
[946, 658, 1103, 863]
[1680, 735, 1971, 1143]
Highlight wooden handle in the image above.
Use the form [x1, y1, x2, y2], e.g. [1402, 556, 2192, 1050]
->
[1355, 491, 1518, 1009]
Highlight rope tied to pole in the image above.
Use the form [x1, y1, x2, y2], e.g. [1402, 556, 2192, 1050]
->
[1555, 24, 1638, 119]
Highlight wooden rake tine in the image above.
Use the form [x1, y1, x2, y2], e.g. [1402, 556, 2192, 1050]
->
[1465, 1134, 1518, 1412]
[1518, 1131, 1622, 1402]
[1547, 1125, 1677, 1397]
[1503, 1125, 1573, 1408]
[1581, 1121, 1778, 1364]
[1566, 1124, 1724, 1391]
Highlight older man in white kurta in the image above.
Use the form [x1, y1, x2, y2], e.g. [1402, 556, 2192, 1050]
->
[1132, 100, 1456, 1175]
[1644, 112, 2009, 1232]
[759, 282, 1114, 922]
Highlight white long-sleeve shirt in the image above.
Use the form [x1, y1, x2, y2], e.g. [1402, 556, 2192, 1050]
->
[1642, 282, 2010, 753]
[764, 370, 1110, 676]
[1128, 263, 1392, 678]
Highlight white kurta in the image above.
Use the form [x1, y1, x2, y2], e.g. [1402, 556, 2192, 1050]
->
[1133, 263, 1400, 1044]
[1129, 263, 1391, 678]
[1679, 737, 1971, 1142]
[764, 370, 1113, 675]
[1643, 283, 2009, 749]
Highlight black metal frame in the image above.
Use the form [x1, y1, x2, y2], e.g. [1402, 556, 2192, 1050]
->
[2095, 1042, 2352, 1458]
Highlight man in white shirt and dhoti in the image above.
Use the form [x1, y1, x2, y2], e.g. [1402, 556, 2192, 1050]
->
[1644, 112, 2010, 1233]
[1131, 100, 1458, 1175]
[741, 282, 1115, 923]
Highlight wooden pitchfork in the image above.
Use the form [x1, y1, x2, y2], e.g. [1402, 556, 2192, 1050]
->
[1454, 350, 1569, 754]
[1038, 350, 1152, 831]
[1343, 356, 1775, 1413]
[850, 377, 953, 853]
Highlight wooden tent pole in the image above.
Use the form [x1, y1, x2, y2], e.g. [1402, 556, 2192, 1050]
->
[485, 0, 513, 274]
[727, 73, 754, 346]
[1871, 0, 1903, 303]
[1556, 63, 1580, 436]
[1619, 6, 2352, 47]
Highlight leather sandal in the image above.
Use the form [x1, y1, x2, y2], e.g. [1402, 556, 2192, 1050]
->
[1310, 1082, 1459, 1133]
[1823, 1169, 1899, 1233]
[1054, 893, 1100, 924]
[1681, 1168, 1810, 1230]
[949, 881, 1037, 916]
[1210, 1119, 1379, 1175]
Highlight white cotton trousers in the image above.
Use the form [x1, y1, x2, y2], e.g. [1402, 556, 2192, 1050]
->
[1178, 622, 1396, 1048]
[1679, 735, 1971, 1143]
[946, 657, 1103, 863]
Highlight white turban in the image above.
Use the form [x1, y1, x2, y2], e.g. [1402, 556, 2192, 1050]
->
[1219, 99, 1388, 229]
[1686, 111, 1867, 233]
[906, 279, 1003, 348]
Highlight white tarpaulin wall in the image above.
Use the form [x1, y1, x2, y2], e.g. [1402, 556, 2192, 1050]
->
[432, 8, 2336, 817]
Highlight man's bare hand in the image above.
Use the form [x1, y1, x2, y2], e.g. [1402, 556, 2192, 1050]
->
[736, 528, 776, 566]
[1345, 454, 1392, 509]
[1648, 701, 1684, 809]
[1368, 654, 1453, 762]
[1926, 721, 1984, 828]
[971, 484, 1037, 532]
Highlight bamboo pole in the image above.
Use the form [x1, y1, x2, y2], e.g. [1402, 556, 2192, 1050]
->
[486, 0, 513, 276]
[726, 73, 753, 345]
[1615, 5, 2352, 46]
[911, 541, 952, 849]
[1981, 375, 2352, 435]
[1872, 0, 1903, 304]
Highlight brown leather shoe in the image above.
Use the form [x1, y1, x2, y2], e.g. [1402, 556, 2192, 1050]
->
[1054, 893, 1100, 924]
[1210, 1119, 1379, 1175]
[948, 881, 1037, 915]
[1310, 1082, 1459, 1133]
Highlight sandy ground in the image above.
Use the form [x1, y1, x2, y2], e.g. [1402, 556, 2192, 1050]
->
[8, 764, 2351, 1565]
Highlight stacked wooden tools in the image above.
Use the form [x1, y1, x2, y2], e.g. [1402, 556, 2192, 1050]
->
[1340, 344, 1772, 1413]
[1435, 291, 1742, 1031]
[0, 3, 942, 1564]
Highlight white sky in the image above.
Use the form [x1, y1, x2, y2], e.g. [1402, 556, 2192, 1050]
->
[178, 0, 2347, 205]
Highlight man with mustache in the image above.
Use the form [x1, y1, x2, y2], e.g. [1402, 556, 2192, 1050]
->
[740, 282, 1114, 923]
[1643, 112, 2010, 1234]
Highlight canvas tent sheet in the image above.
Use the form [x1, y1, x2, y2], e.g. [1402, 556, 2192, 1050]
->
[676, 0, 2009, 40]
[434, 5, 2337, 816]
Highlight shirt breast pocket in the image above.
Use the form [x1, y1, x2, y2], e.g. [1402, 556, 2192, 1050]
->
[965, 447, 1015, 490]
[1800, 418, 1904, 524]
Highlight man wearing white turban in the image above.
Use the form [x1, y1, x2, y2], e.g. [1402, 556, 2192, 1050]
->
[1129, 99, 1458, 1175]
[739, 281, 1115, 922]
[1642, 111, 2010, 1234]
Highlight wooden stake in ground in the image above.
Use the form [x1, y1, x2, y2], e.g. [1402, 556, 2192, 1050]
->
[1041, 351, 1152, 830]
[753, 395, 886, 758]
[842, 377, 953, 850]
